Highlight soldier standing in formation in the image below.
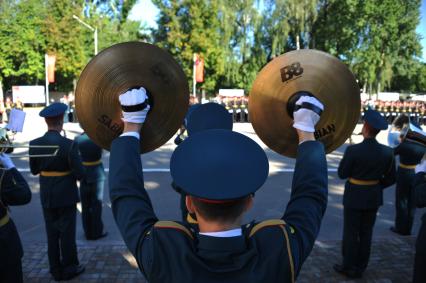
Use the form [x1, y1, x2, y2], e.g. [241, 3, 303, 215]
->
[109, 88, 327, 282]
[75, 132, 107, 240]
[0, 154, 31, 283]
[29, 103, 85, 281]
[334, 109, 396, 278]
[391, 123, 426, 236]
[413, 159, 426, 283]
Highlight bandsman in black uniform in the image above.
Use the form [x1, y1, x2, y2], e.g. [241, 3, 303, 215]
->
[110, 89, 327, 282]
[391, 123, 426, 235]
[0, 153, 31, 283]
[75, 133, 107, 240]
[413, 159, 426, 283]
[334, 109, 396, 278]
[29, 103, 85, 281]
[172, 102, 233, 225]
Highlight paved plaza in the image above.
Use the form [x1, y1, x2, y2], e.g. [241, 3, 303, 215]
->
[7, 108, 425, 282]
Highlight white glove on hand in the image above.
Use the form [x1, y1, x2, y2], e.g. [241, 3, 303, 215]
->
[0, 153, 15, 169]
[119, 87, 151, 124]
[293, 96, 324, 133]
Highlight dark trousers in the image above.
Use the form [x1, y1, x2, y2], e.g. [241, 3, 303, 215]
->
[0, 259, 22, 283]
[42, 206, 79, 277]
[395, 168, 416, 234]
[80, 179, 104, 239]
[0, 221, 23, 283]
[414, 220, 426, 283]
[342, 207, 378, 273]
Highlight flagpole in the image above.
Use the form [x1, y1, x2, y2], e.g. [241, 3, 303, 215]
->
[193, 53, 197, 98]
[45, 54, 50, 106]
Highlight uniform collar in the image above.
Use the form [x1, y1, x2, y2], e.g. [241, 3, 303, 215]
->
[363, 137, 378, 143]
[199, 228, 242, 237]
[197, 233, 247, 253]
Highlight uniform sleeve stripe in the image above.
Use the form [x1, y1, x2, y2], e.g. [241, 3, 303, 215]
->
[280, 225, 295, 283]
[154, 221, 193, 239]
[248, 219, 286, 237]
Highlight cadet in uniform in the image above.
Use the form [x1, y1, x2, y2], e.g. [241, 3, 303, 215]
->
[413, 159, 426, 283]
[391, 123, 426, 235]
[75, 132, 107, 240]
[109, 88, 327, 282]
[29, 103, 85, 281]
[0, 154, 31, 283]
[334, 109, 396, 278]
[171, 102, 233, 224]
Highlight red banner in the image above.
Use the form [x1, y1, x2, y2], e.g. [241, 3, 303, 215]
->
[47, 55, 56, 83]
[195, 55, 204, 83]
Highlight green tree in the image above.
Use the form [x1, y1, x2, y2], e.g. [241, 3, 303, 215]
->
[0, 0, 46, 90]
[44, 0, 87, 91]
[152, 0, 226, 94]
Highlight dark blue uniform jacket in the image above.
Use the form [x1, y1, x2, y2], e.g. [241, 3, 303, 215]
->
[394, 141, 425, 166]
[338, 138, 396, 210]
[109, 136, 328, 283]
[29, 130, 85, 208]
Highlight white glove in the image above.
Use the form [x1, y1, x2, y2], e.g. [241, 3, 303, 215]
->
[293, 96, 324, 133]
[0, 153, 15, 169]
[119, 87, 151, 124]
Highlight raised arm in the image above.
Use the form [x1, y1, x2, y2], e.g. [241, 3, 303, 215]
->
[109, 87, 157, 256]
[109, 135, 157, 255]
[282, 96, 328, 274]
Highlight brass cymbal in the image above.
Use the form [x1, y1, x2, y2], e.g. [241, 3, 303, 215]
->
[249, 49, 360, 158]
[75, 42, 189, 153]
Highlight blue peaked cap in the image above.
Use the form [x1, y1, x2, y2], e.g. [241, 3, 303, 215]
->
[39, 102, 67, 118]
[186, 102, 233, 135]
[364, 109, 388, 130]
[170, 129, 269, 200]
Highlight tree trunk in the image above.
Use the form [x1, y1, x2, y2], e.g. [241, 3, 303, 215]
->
[296, 34, 300, 50]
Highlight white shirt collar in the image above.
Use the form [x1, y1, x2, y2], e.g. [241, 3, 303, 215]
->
[199, 228, 242, 237]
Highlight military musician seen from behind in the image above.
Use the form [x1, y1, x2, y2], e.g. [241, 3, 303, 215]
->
[109, 88, 327, 282]
[75, 132, 107, 240]
[29, 103, 86, 281]
[0, 153, 31, 283]
[391, 122, 426, 236]
[334, 109, 396, 279]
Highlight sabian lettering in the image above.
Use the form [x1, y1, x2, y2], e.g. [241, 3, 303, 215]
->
[98, 114, 122, 134]
[280, 62, 303, 83]
[314, 124, 336, 139]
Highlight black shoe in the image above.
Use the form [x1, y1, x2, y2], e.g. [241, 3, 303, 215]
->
[346, 269, 363, 279]
[62, 264, 85, 281]
[87, 231, 108, 240]
[333, 264, 346, 275]
[333, 264, 362, 279]
[390, 226, 410, 236]
[52, 274, 63, 281]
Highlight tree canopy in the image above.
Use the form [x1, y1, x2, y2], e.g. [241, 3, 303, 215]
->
[0, 0, 424, 95]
